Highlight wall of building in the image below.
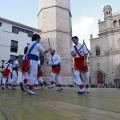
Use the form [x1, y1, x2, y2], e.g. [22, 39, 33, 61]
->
[90, 5, 120, 84]
[0, 19, 39, 83]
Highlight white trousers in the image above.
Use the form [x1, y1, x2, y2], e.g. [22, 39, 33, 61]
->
[11, 70, 18, 86]
[50, 72, 62, 84]
[38, 77, 44, 84]
[2, 73, 11, 86]
[21, 72, 28, 82]
[73, 70, 89, 85]
[28, 60, 38, 85]
[34, 77, 44, 85]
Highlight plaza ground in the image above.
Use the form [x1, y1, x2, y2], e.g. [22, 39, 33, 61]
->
[0, 87, 120, 120]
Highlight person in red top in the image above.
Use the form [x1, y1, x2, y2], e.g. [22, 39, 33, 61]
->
[20, 43, 29, 92]
[2, 60, 12, 89]
[71, 36, 90, 94]
[34, 59, 44, 90]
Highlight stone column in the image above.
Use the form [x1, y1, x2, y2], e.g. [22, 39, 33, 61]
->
[38, 0, 73, 84]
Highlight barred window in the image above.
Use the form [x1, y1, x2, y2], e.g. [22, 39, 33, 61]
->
[10, 40, 18, 53]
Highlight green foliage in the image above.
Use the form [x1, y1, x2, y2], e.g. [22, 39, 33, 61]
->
[0, 70, 4, 74]
[91, 84, 97, 88]
[69, 85, 74, 87]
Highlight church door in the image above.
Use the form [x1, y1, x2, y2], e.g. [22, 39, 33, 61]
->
[97, 72, 103, 84]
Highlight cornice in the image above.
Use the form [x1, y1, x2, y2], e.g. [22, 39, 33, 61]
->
[0, 17, 41, 32]
[104, 48, 120, 55]
[98, 28, 120, 36]
[37, 5, 72, 17]
[40, 29, 72, 36]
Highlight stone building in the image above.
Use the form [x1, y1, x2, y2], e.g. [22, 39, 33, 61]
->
[90, 5, 120, 84]
[38, 0, 73, 84]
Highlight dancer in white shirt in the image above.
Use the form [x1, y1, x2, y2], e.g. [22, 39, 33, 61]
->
[47, 50, 63, 91]
[26, 34, 51, 95]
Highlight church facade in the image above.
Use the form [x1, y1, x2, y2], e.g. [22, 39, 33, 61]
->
[90, 5, 120, 84]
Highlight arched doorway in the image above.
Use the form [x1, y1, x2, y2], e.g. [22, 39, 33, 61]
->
[97, 72, 103, 84]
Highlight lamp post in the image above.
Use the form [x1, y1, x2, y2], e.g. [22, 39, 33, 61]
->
[0, 60, 4, 85]
[112, 71, 114, 82]
[2, 60, 5, 70]
[103, 73, 107, 83]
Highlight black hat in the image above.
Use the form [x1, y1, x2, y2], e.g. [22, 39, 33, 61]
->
[72, 36, 79, 40]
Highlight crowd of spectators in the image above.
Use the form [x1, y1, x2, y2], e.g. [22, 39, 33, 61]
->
[90, 82, 120, 88]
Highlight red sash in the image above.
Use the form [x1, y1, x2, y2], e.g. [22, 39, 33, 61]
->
[74, 45, 88, 72]
[22, 59, 30, 72]
[3, 64, 10, 78]
[37, 69, 43, 77]
[52, 66, 61, 75]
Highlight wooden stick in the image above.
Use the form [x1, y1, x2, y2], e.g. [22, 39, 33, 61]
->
[48, 38, 51, 48]
[83, 39, 90, 53]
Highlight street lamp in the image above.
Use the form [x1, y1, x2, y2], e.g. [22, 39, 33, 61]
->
[2, 60, 5, 70]
[103, 73, 107, 83]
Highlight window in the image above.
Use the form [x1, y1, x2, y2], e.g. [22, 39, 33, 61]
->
[12, 26, 33, 37]
[0, 22, 2, 26]
[10, 40, 18, 53]
[106, 12, 108, 14]
[96, 47, 100, 56]
[113, 20, 117, 28]
[12, 26, 19, 34]
[10, 55, 17, 63]
[28, 31, 33, 37]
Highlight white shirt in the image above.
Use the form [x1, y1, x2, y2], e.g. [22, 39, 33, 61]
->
[38, 60, 40, 65]
[49, 54, 61, 65]
[71, 43, 88, 58]
[4, 63, 13, 72]
[23, 54, 28, 60]
[27, 41, 45, 57]
[13, 60, 19, 68]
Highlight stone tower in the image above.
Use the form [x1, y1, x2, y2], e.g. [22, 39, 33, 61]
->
[38, 0, 73, 84]
[103, 5, 113, 29]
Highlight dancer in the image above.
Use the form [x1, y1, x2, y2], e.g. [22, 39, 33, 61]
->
[71, 36, 90, 94]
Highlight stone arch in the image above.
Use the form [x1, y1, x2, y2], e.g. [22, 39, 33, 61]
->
[94, 45, 101, 51]
[93, 45, 101, 56]
[113, 20, 117, 27]
[106, 11, 108, 14]
[93, 69, 104, 84]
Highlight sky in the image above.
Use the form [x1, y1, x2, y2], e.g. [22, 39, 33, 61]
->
[0, 0, 120, 49]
